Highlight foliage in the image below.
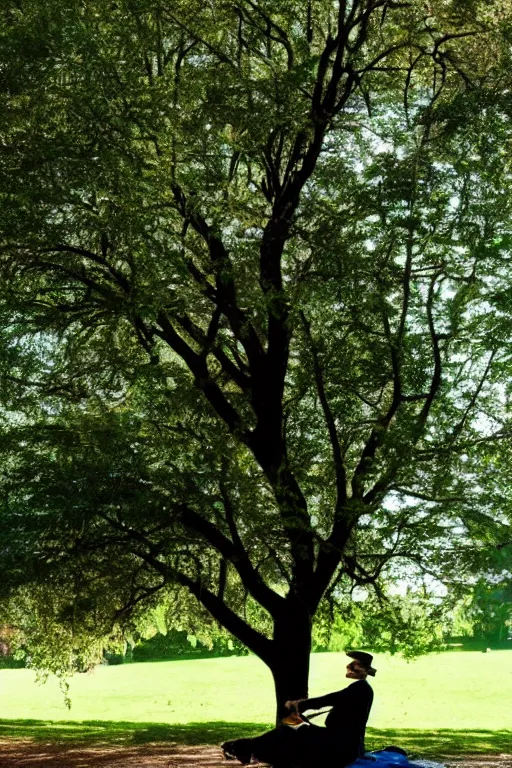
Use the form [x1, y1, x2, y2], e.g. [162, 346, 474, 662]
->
[447, 544, 512, 642]
[1, 0, 512, 704]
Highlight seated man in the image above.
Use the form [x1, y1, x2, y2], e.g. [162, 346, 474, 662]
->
[222, 650, 376, 767]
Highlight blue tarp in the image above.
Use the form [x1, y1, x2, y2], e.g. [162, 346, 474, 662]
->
[348, 750, 442, 767]
[349, 749, 411, 766]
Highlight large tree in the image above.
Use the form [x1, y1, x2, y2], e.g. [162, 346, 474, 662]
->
[1, 0, 512, 714]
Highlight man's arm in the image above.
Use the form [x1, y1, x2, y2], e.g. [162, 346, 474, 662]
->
[297, 690, 346, 712]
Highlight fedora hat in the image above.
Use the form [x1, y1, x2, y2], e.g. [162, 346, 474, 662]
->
[346, 650, 377, 676]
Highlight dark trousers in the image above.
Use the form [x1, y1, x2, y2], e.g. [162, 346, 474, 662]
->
[248, 723, 357, 767]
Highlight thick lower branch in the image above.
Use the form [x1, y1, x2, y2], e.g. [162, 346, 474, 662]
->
[165, 561, 274, 664]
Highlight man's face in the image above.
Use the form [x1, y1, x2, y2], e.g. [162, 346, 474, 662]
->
[345, 660, 367, 679]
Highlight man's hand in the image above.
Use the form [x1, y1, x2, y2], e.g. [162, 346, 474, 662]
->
[284, 699, 305, 712]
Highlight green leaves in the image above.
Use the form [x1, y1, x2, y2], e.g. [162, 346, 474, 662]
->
[1, 0, 512, 681]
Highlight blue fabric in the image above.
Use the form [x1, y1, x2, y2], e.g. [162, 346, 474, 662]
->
[348, 749, 410, 766]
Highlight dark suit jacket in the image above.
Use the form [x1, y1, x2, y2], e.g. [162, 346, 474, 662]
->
[298, 678, 374, 757]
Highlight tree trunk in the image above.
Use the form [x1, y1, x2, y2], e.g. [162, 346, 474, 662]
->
[270, 598, 312, 723]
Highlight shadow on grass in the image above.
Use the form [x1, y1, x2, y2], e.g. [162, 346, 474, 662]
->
[0, 720, 266, 747]
[366, 728, 512, 757]
[0, 720, 509, 758]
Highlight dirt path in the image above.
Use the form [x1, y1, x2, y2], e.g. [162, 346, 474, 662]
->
[445, 760, 512, 768]
[0, 742, 510, 768]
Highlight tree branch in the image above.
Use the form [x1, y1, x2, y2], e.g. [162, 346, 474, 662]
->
[447, 350, 496, 445]
[141, 550, 274, 663]
[300, 312, 347, 512]
[101, 513, 274, 661]
[180, 505, 284, 616]
[41, 243, 131, 295]
[154, 311, 248, 437]
[172, 184, 264, 368]
[415, 272, 443, 433]
[173, 312, 250, 392]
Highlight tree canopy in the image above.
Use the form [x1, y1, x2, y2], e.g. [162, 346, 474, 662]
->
[1, 0, 512, 710]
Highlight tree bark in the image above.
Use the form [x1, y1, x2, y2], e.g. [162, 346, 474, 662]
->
[270, 598, 312, 723]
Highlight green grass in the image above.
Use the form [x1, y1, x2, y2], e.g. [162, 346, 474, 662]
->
[0, 651, 510, 758]
[0, 719, 510, 758]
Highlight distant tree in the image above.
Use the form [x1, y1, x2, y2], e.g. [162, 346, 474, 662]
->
[1, 0, 512, 715]
[471, 583, 512, 644]
[448, 545, 512, 644]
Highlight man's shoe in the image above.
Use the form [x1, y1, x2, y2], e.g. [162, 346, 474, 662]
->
[221, 740, 253, 765]
[221, 741, 238, 760]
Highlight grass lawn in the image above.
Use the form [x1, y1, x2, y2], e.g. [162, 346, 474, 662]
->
[0, 650, 510, 757]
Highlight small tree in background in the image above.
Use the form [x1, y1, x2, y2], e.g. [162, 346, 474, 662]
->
[448, 545, 512, 645]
